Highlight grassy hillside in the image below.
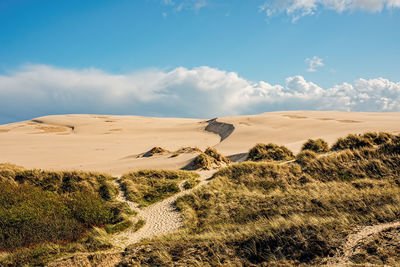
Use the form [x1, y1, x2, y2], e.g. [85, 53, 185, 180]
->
[120, 170, 200, 206]
[2, 132, 400, 266]
[0, 166, 131, 266]
[120, 132, 400, 266]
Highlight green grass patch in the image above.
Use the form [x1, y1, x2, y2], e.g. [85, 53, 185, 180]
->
[133, 219, 146, 232]
[120, 170, 199, 206]
[183, 177, 200, 190]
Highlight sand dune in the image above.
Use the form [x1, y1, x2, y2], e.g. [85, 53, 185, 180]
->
[0, 111, 399, 175]
[215, 111, 400, 156]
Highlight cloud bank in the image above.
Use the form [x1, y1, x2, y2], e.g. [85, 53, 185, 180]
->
[0, 65, 399, 123]
[260, 0, 400, 21]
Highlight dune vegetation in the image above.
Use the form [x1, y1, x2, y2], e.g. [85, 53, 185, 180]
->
[0, 165, 132, 266]
[119, 132, 400, 266]
[120, 170, 200, 206]
[2, 131, 400, 266]
[301, 138, 330, 153]
[191, 147, 230, 170]
[247, 143, 295, 162]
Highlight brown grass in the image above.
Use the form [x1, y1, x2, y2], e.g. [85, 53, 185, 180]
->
[190, 147, 230, 170]
[301, 138, 329, 153]
[120, 132, 400, 266]
[142, 147, 170, 157]
[120, 170, 200, 206]
[247, 143, 294, 162]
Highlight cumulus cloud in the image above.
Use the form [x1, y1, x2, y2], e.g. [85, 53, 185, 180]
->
[0, 64, 399, 123]
[305, 56, 324, 72]
[260, 0, 400, 21]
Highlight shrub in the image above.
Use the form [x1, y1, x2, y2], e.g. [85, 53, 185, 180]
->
[304, 147, 400, 182]
[183, 177, 200, 189]
[379, 140, 400, 155]
[0, 166, 116, 201]
[331, 134, 373, 151]
[204, 147, 230, 164]
[247, 143, 294, 162]
[301, 139, 329, 153]
[296, 150, 318, 167]
[0, 181, 116, 249]
[362, 132, 397, 145]
[192, 153, 213, 169]
[81, 227, 113, 251]
[143, 147, 170, 157]
[120, 170, 199, 206]
[105, 219, 133, 234]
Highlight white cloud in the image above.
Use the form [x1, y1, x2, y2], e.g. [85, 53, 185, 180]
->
[161, 0, 207, 12]
[194, 0, 207, 11]
[0, 64, 399, 123]
[162, 0, 174, 5]
[261, 0, 400, 21]
[305, 56, 324, 72]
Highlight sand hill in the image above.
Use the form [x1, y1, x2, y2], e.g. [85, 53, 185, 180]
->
[0, 111, 399, 175]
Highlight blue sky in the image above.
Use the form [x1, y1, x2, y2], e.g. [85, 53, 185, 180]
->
[0, 0, 399, 123]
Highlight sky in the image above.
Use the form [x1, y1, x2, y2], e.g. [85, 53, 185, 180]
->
[0, 0, 399, 123]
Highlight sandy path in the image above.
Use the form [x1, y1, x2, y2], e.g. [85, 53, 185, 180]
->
[327, 221, 400, 266]
[112, 170, 215, 248]
[47, 170, 216, 266]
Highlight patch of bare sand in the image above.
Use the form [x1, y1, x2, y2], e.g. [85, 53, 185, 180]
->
[112, 170, 215, 248]
[325, 221, 400, 266]
[215, 111, 400, 156]
[0, 111, 400, 175]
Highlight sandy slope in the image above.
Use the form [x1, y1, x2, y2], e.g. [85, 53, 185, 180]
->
[0, 114, 218, 175]
[0, 111, 399, 175]
[327, 221, 400, 266]
[215, 111, 400, 156]
[112, 170, 215, 248]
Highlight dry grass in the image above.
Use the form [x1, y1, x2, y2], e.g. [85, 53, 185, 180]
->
[120, 170, 200, 206]
[4, 132, 400, 266]
[330, 132, 397, 151]
[296, 150, 318, 167]
[142, 147, 170, 157]
[0, 165, 130, 266]
[0, 164, 117, 200]
[349, 228, 400, 265]
[204, 147, 230, 164]
[247, 143, 294, 162]
[190, 147, 230, 170]
[301, 138, 329, 153]
[120, 132, 400, 266]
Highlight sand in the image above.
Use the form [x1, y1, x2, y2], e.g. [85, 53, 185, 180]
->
[0, 111, 399, 175]
[112, 170, 215, 247]
[327, 221, 400, 266]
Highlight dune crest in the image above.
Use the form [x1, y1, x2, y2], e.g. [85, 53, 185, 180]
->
[0, 111, 399, 175]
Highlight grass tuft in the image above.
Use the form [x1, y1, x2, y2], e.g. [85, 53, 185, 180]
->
[301, 138, 329, 153]
[120, 170, 199, 206]
[247, 143, 294, 162]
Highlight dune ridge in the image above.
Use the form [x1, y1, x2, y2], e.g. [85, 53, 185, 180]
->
[0, 111, 399, 175]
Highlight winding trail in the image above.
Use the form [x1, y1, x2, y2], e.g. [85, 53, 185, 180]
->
[112, 170, 216, 248]
[327, 221, 400, 266]
[47, 170, 215, 266]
